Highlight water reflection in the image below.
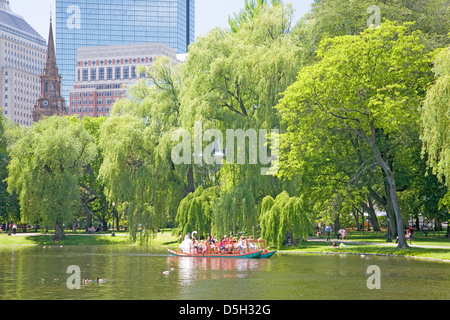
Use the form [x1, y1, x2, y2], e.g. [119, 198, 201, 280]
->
[0, 246, 448, 300]
[171, 257, 267, 285]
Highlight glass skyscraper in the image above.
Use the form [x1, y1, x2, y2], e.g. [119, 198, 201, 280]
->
[55, 0, 195, 103]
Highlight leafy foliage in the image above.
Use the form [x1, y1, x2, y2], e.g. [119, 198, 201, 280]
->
[260, 192, 313, 248]
[276, 21, 437, 247]
[421, 46, 450, 184]
[6, 116, 96, 239]
[98, 57, 186, 243]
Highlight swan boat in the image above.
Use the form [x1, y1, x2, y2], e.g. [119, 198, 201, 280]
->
[168, 239, 277, 259]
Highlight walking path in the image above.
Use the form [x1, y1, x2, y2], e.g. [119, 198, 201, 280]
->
[307, 237, 450, 249]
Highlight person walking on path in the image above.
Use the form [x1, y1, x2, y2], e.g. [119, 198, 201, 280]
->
[325, 225, 332, 241]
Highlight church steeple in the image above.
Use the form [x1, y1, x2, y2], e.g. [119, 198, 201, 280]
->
[32, 15, 66, 123]
[42, 14, 58, 78]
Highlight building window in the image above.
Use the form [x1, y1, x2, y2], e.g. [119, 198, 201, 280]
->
[131, 66, 136, 79]
[123, 66, 129, 79]
[82, 69, 89, 81]
[99, 68, 105, 80]
[90, 68, 96, 81]
[107, 67, 113, 80]
[115, 66, 121, 79]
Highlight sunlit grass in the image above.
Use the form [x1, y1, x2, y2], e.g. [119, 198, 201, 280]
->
[279, 241, 450, 261]
[0, 229, 177, 246]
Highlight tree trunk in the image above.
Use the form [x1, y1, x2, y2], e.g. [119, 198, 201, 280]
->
[384, 183, 398, 238]
[334, 215, 340, 237]
[186, 164, 195, 195]
[362, 196, 381, 232]
[54, 222, 65, 241]
[364, 124, 407, 248]
[385, 170, 408, 248]
[353, 208, 361, 231]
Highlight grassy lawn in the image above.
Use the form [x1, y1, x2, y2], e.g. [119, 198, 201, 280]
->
[278, 241, 450, 261]
[277, 229, 450, 261]
[0, 229, 177, 246]
[333, 229, 450, 247]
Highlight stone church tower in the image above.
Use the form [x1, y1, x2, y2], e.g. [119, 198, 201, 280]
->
[32, 16, 66, 123]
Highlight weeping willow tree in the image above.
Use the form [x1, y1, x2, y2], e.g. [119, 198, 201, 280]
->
[420, 44, 450, 237]
[211, 183, 258, 238]
[174, 186, 218, 239]
[177, 3, 303, 236]
[6, 116, 97, 240]
[260, 191, 313, 248]
[421, 46, 450, 184]
[228, 0, 282, 33]
[98, 57, 186, 243]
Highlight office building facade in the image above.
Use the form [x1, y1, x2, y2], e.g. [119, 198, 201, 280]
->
[69, 42, 178, 118]
[56, 0, 195, 104]
[0, 0, 47, 126]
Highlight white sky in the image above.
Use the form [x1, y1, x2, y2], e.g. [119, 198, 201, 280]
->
[9, 0, 313, 41]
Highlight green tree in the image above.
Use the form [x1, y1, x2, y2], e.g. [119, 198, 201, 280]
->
[178, 3, 302, 236]
[277, 21, 437, 248]
[6, 116, 97, 240]
[260, 191, 313, 248]
[420, 45, 450, 237]
[174, 186, 218, 239]
[228, 0, 282, 33]
[421, 46, 450, 185]
[75, 116, 110, 230]
[290, 0, 450, 236]
[299, 0, 450, 55]
[99, 57, 186, 243]
[0, 115, 19, 226]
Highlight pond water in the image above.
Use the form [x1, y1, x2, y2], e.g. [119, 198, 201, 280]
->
[0, 245, 448, 300]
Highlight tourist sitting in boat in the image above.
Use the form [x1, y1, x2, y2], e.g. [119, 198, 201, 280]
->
[229, 237, 235, 252]
[247, 235, 257, 251]
[211, 236, 220, 253]
[237, 236, 247, 254]
[199, 240, 208, 253]
[191, 237, 199, 253]
[220, 236, 228, 253]
[206, 236, 217, 253]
